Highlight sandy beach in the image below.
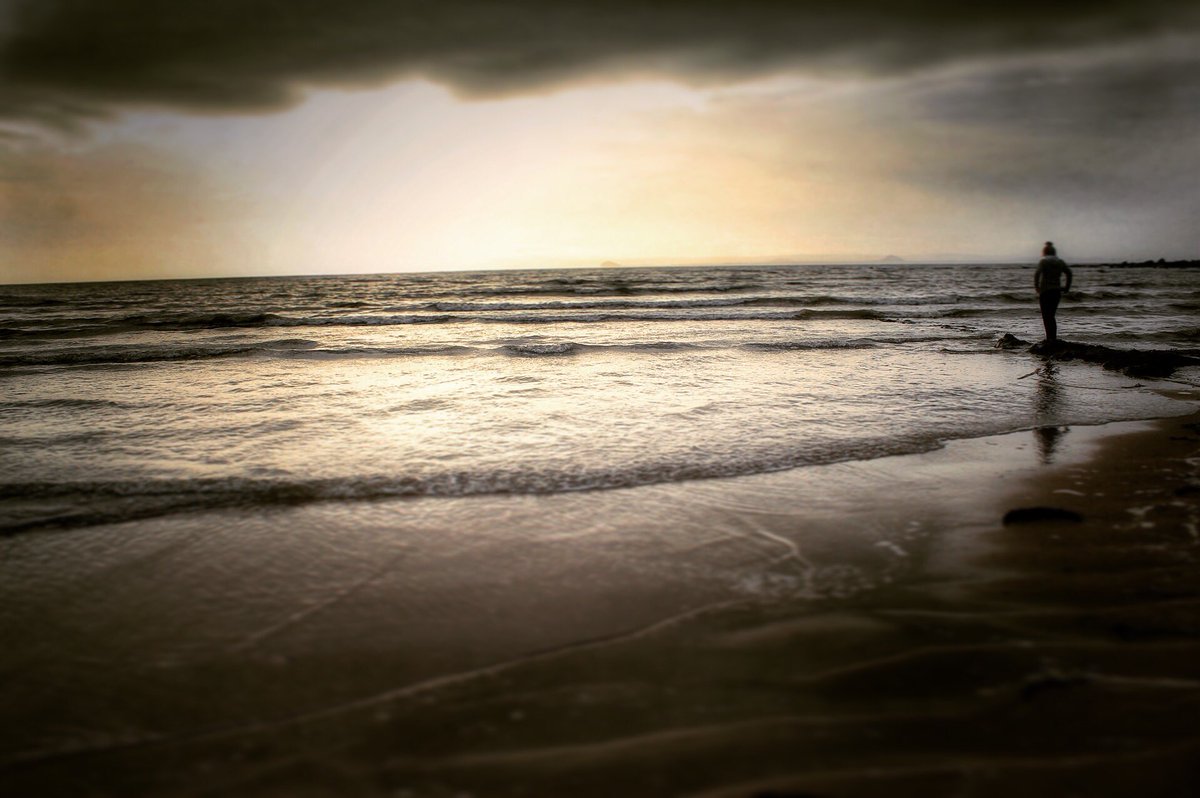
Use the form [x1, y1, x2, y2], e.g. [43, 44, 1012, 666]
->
[3, 389, 1199, 797]
[5, 0, 1200, 793]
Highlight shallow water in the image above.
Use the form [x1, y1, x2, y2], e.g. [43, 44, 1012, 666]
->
[2, 263, 1196, 533]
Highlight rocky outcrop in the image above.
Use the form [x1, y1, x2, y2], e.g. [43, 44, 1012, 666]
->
[995, 335, 1200, 378]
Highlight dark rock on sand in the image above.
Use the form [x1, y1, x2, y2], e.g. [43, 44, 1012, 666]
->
[1020, 669, 1093, 701]
[1003, 506, 1084, 525]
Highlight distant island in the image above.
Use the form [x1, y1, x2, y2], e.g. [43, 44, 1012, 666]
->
[600, 260, 622, 268]
[1110, 258, 1200, 268]
[880, 255, 905, 263]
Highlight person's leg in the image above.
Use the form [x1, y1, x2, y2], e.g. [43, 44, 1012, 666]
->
[1039, 290, 1061, 341]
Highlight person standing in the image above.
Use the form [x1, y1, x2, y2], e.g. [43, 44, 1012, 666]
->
[1034, 241, 1073, 343]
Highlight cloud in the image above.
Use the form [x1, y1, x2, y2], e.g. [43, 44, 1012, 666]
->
[0, 139, 262, 283]
[869, 44, 1200, 203]
[630, 43, 1200, 261]
[3, 0, 1199, 127]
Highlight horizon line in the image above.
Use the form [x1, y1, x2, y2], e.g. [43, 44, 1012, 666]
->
[3, 255, 1195, 288]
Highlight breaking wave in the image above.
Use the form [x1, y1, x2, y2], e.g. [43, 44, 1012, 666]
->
[1, 434, 944, 533]
[1, 334, 994, 367]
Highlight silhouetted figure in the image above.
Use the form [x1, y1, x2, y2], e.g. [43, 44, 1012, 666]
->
[1034, 241, 1072, 343]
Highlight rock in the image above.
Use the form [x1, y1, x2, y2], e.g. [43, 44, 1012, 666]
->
[995, 333, 1030, 350]
[1011, 336, 1199, 378]
[1003, 506, 1084, 525]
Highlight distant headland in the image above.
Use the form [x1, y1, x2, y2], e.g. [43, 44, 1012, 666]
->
[1106, 258, 1200, 268]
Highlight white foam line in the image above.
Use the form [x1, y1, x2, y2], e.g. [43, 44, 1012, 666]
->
[748, 526, 818, 597]
[756, 527, 806, 568]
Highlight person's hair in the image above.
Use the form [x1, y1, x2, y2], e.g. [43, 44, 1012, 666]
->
[1042, 241, 1057, 257]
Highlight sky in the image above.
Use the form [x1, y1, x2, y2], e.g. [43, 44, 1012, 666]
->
[1, 1, 1198, 283]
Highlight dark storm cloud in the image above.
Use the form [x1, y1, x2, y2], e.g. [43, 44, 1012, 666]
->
[2, 0, 1199, 126]
[909, 48, 1200, 132]
[883, 45, 1200, 195]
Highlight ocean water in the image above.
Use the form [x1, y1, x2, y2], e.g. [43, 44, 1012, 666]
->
[1, 262, 1197, 534]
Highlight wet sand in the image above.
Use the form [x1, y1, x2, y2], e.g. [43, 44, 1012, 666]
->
[697, 407, 1200, 798]
[3, 402, 1200, 797]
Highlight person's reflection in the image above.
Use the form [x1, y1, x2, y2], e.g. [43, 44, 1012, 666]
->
[1033, 363, 1067, 464]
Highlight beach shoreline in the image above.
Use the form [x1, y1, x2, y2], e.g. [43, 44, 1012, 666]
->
[706, 405, 1200, 798]
[4, 392, 1200, 796]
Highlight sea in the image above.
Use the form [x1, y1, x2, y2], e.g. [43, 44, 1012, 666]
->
[1, 262, 1198, 535]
